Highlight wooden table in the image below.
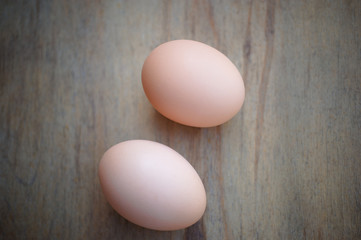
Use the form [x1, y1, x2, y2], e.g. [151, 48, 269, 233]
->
[1, 1, 360, 239]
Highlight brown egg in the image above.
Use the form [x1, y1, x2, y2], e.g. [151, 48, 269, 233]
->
[142, 39, 245, 127]
[98, 140, 206, 231]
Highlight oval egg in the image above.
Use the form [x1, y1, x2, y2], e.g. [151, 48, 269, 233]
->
[142, 39, 245, 128]
[98, 140, 206, 231]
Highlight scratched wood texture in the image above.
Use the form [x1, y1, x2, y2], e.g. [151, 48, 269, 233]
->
[1, 0, 360, 239]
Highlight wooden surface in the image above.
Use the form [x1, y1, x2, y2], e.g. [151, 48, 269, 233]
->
[1, 0, 360, 239]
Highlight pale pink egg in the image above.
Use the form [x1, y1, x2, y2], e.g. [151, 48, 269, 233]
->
[98, 140, 206, 231]
[142, 40, 245, 127]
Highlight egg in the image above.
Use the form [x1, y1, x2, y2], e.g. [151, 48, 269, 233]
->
[98, 140, 206, 231]
[142, 39, 245, 128]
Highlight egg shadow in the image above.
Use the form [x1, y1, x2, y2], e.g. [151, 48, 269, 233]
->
[105, 205, 185, 239]
[151, 109, 202, 135]
[109, 207, 206, 239]
[150, 109, 204, 161]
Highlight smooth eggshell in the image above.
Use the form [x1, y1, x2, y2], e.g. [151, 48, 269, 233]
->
[142, 39, 245, 127]
[98, 140, 206, 231]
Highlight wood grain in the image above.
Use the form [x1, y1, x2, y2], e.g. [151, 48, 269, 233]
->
[1, 0, 360, 239]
